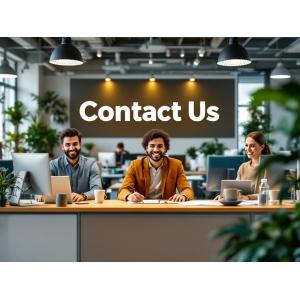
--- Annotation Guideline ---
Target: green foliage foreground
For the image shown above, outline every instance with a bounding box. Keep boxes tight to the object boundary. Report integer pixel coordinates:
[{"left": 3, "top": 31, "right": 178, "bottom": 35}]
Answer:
[{"left": 213, "top": 204, "right": 300, "bottom": 262}]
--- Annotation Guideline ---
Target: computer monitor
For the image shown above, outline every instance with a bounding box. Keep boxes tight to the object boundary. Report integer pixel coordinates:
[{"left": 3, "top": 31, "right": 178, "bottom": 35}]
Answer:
[
  {"left": 206, "top": 155, "right": 248, "bottom": 192},
  {"left": 260, "top": 155, "right": 298, "bottom": 189},
  {"left": 98, "top": 152, "right": 116, "bottom": 168},
  {"left": 12, "top": 153, "right": 52, "bottom": 195},
  {"left": 168, "top": 155, "right": 186, "bottom": 168},
  {"left": 0, "top": 160, "right": 13, "bottom": 173}
]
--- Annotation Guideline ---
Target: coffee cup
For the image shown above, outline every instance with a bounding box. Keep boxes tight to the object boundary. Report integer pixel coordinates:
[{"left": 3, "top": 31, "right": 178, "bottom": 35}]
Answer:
[
  {"left": 56, "top": 194, "right": 67, "bottom": 207},
  {"left": 269, "top": 190, "right": 280, "bottom": 201},
  {"left": 223, "top": 188, "right": 240, "bottom": 201},
  {"left": 94, "top": 190, "right": 107, "bottom": 203}
]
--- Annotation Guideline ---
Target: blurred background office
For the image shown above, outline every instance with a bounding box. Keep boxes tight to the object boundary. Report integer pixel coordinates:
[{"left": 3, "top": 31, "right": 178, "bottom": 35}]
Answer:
[{"left": 0, "top": 37, "right": 299, "bottom": 199}]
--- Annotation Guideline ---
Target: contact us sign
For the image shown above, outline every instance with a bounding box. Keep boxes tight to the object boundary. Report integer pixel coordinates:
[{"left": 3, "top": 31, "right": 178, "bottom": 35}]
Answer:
[{"left": 70, "top": 79, "right": 235, "bottom": 137}]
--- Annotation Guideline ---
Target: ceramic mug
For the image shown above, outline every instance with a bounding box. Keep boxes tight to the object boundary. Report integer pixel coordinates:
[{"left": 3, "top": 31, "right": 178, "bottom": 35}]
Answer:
[
  {"left": 94, "top": 190, "right": 107, "bottom": 203},
  {"left": 223, "top": 188, "right": 240, "bottom": 201}
]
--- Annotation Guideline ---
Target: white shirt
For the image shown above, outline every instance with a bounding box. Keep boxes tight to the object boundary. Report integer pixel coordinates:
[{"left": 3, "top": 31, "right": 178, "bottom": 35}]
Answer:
[{"left": 146, "top": 161, "right": 163, "bottom": 199}]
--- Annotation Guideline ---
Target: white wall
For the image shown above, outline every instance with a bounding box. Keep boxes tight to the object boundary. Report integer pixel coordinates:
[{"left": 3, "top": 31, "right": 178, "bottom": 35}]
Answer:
[
  {"left": 43, "top": 75, "right": 237, "bottom": 158},
  {"left": 17, "top": 63, "right": 41, "bottom": 132}
]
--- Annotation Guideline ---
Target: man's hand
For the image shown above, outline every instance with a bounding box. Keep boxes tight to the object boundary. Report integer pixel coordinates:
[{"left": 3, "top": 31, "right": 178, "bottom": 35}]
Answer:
[
  {"left": 127, "top": 192, "right": 145, "bottom": 202},
  {"left": 168, "top": 194, "right": 187, "bottom": 202},
  {"left": 71, "top": 193, "right": 86, "bottom": 202},
  {"left": 37, "top": 195, "right": 45, "bottom": 202}
]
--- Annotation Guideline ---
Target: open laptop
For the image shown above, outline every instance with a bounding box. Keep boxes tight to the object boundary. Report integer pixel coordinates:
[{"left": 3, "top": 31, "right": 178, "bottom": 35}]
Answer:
[
  {"left": 44, "top": 176, "right": 72, "bottom": 204},
  {"left": 221, "top": 180, "right": 253, "bottom": 195}
]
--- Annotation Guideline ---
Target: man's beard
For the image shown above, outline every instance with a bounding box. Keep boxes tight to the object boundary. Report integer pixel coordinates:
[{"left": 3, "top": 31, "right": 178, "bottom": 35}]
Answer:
[
  {"left": 64, "top": 148, "right": 80, "bottom": 160},
  {"left": 147, "top": 151, "right": 165, "bottom": 162}
]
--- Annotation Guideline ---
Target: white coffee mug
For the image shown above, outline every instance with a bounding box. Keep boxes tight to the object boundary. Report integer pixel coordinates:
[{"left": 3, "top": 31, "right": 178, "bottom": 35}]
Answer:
[
  {"left": 94, "top": 190, "right": 107, "bottom": 203},
  {"left": 269, "top": 189, "right": 280, "bottom": 201},
  {"left": 223, "top": 188, "right": 240, "bottom": 201}
]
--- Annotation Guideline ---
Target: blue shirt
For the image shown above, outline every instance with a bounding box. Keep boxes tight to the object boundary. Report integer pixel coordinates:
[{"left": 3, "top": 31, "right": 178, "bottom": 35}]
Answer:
[{"left": 50, "top": 155, "right": 102, "bottom": 199}]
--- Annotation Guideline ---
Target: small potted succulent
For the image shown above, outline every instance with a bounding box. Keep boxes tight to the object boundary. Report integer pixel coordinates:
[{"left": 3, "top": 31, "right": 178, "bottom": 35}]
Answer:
[{"left": 0, "top": 167, "right": 15, "bottom": 207}]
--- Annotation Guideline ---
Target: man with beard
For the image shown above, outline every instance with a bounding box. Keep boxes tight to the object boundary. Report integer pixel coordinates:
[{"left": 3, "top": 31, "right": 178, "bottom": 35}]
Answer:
[
  {"left": 118, "top": 129, "right": 193, "bottom": 202},
  {"left": 39, "top": 128, "right": 102, "bottom": 202}
]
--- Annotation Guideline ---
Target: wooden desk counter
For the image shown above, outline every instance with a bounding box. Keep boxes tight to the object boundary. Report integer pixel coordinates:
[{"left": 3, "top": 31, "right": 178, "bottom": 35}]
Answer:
[
  {"left": 0, "top": 200, "right": 296, "bottom": 262},
  {"left": 0, "top": 200, "right": 295, "bottom": 213}
]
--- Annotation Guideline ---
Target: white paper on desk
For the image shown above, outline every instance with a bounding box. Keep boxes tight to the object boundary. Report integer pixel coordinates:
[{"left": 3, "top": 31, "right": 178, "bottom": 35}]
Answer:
[
  {"left": 179, "top": 200, "right": 222, "bottom": 206},
  {"left": 239, "top": 200, "right": 259, "bottom": 206},
  {"left": 128, "top": 199, "right": 160, "bottom": 204},
  {"left": 128, "top": 199, "right": 179, "bottom": 204}
]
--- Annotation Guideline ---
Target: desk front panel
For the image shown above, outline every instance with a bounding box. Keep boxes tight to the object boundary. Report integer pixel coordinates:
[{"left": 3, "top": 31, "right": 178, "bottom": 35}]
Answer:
[{"left": 80, "top": 212, "right": 249, "bottom": 262}]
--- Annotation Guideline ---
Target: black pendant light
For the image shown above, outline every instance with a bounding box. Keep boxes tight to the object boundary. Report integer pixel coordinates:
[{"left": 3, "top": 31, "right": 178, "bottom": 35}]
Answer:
[
  {"left": 0, "top": 50, "right": 17, "bottom": 78},
  {"left": 217, "top": 37, "right": 251, "bottom": 67},
  {"left": 49, "top": 37, "right": 83, "bottom": 66}
]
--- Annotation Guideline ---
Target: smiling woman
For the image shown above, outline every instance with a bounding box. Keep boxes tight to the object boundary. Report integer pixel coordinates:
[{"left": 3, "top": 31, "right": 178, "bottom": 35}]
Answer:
[{"left": 237, "top": 131, "right": 272, "bottom": 196}]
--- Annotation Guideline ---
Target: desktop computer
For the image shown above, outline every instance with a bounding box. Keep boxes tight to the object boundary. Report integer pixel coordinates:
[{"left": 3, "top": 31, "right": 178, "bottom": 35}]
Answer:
[{"left": 11, "top": 153, "right": 52, "bottom": 206}]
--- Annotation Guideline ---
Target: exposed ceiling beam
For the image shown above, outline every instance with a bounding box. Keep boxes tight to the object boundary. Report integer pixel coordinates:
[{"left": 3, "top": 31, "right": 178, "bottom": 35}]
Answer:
[{"left": 10, "top": 37, "right": 58, "bottom": 72}]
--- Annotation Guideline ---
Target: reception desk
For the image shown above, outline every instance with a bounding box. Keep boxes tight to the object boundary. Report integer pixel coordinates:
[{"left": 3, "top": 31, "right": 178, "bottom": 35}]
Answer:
[{"left": 0, "top": 200, "right": 295, "bottom": 262}]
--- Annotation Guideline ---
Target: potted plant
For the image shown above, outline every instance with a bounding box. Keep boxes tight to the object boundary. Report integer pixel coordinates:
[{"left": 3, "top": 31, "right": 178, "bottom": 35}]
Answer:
[
  {"left": 25, "top": 117, "right": 58, "bottom": 157},
  {"left": 0, "top": 167, "right": 15, "bottom": 207},
  {"left": 186, "top": 146, "right": 198, "bottom": 170},
  {"left": 240, "top": 97, "right": 274, "bottom": 145},
  {"left": 81, "top": 142, "right": 96, "bottom": 157},
  {"left": 4, "top": 100, "right": 29, "bottom": 152},
  {"left": 31, "top": 90, "right": 68, "bottom": 125},
  {"left": 198, "top": 138, "right": 227, "bottom": 157}
]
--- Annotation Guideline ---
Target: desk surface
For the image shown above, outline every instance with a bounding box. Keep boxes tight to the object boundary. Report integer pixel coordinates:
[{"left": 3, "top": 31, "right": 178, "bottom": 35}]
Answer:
[{"left": 0, "top": 200, "right": 295, "bottom": 213}]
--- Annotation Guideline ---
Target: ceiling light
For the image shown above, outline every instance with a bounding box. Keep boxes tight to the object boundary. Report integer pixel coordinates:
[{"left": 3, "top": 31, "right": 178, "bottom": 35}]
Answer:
[
  {"left": 296, "top": 59, "right": 300, "bottom": 66},
  {"left": 105, "top": 74, "right": 111, "bottom": 82},
  {"left": 166, "top": 49, "right": 171, "bottom": 57},
  {"left": 189, "top": 75, "right": 196, "bottom": 82},
  {"left": 148, "top": 53, "right": 153, "bottom": 65},
  {"left": 198, "top": 47, "right": 205, "bottom": 57},
  {"left": 193, "top": 58, "right": 200, "bottom": 66},
  {"left": 49, "top": 37, "right": 83, "bottom": 66},
  {"left": 180, "top": 49, "right": 185, "bottom": 58},
  {"left": 217, "top": 37, "right": 251, "bottom": 67},
  {"left": 270, "top": 62, "right": 291, "bottom": 79},
  {"left": 0, "top": 50, "right": 17, "bottom": 78},
  {"left": 97, "top": 50, "right": 102, "bottom": 58},
  {"left": 149, "top": 74, "right": 156, "bottom": 82}
]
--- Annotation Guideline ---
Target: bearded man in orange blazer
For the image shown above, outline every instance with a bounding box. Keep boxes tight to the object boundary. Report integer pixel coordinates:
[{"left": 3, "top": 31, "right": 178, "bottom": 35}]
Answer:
[{"left": 118, "top": 129, "right": 193, "bottom": 202}]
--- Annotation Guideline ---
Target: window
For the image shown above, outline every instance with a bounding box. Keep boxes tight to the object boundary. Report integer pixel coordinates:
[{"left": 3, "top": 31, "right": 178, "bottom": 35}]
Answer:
[
  {"left": 0, "top": 55, "right": 17, "bottom": 151},
  {"left": 237, "top": 76, "right": 265, "bottom": 151}
]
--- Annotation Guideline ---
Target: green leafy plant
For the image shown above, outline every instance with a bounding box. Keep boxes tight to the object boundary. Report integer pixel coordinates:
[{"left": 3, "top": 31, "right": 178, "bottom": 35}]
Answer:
[
  {"left": 31, "top": 91, "right": 68, "bottom": 124},
  {"left": 25, "top": 117, "right": 58, "bottom": 155},
  {"left": 240, "top": 97, "right": 273, "bottom": 141},
  {"left": 81, "top": 142, "right": 95, "bottom": 157},
  {"left": 186, "top": 146, "right": 198, "bottom": 160},
  {"left": 198, "top": 138, "right": 227, "bottom": 157},
  {"left": 0, "top": 167, "right": 15, "bottom": 206},
  {"left": 213, "top": 205, "right": 300, "bottom": 261},
  {"left": 214, "top": 81, "right": 300, "bottom": 261},
  {"left": 4, "top": 100, "right": 29, "bottom": 152}
]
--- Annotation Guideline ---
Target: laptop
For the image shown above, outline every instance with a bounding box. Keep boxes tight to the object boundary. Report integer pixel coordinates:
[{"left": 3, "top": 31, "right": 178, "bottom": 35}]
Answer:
[
  {"left": 221, "top": 180, "right": 253, "bottom": 195},
  {"left": 44, "top": 176, "right": 72, "bottom": 204}
]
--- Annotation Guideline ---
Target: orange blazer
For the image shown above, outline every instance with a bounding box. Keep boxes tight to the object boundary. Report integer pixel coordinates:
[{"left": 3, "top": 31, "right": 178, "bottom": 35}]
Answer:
[{"left": 118, "top": 156, "right": 194, "bottom": 201}]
